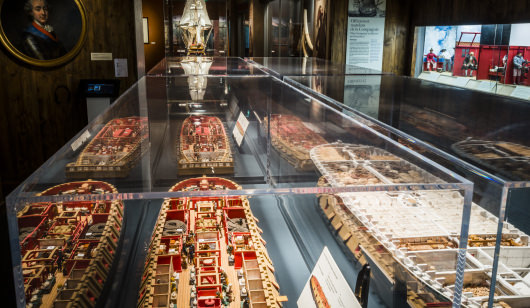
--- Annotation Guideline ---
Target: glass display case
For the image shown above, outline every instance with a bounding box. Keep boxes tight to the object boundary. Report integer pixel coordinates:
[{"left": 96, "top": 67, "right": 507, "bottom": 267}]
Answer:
[
  {"left": 7, "top": 69, "right": 474, "bottom": 308},
  {"left": 286, "top": 73, "right": 530, "bottom": 308}
]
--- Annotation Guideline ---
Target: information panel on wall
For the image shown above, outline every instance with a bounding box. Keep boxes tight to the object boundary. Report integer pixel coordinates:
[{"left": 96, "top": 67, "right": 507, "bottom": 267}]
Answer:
[{"left": 345, "top": 0, "right": 386, "bottom": 71}]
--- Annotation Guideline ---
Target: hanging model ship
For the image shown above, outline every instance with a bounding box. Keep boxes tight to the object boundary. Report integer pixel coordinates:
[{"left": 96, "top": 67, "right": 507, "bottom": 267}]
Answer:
[
  {"left": 137, "top": 176, "right": 286, "bottom": 308},
  {"left": 17, "top": 180, "right": 123, "bottom": 308},
  {"left": 179, "top": 0, "right": 212, "bottom": 55},
  {"left": 177, "top": 115, "right": 233, "bottom": 175},
  {"left": 311, "top": 142, "right": 530, "bottom": 308},
  {"left": 66, "top": 117, "right": 149, "bottom": 178},
  {"left": 452, "top": 138, "right": 530, "bottom": 181},
  {"left": 264, "top": 114, "right": 327, "bottom": 171}
]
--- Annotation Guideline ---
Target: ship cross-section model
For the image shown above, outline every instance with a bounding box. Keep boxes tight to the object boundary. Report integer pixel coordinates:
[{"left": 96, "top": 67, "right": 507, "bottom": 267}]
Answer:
[
  {"left": 137, "top": 176, "right": 286, "bottom": 308},
  {"left": 18, "top": 180, "right": 123, "bottom": 307},
  {"left": 311, "top": 142, "right": 530, "bottom": 308},
  {"left": 66, "top": 117, "right": 149, "bottom": 178},
  {"left": 179, "top": 0, "right": 212, "bottom": 55},
  {"left": 178, "top": 116, "right": 233, "bottom": 175}
]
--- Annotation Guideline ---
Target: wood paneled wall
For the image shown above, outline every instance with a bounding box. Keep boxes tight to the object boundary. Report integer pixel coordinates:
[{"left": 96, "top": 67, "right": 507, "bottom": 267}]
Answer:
[
  {"left": 0, "top": 0, "right": 138, "bottom": 195},
  {"left": 249, "top": 0, "right": 266, "bottom": 56}
]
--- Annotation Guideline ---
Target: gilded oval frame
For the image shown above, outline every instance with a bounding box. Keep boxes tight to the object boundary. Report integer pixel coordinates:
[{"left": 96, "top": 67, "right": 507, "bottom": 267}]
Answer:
[{"left": 0, "top": 0, "right": 87, "bottom": 67}]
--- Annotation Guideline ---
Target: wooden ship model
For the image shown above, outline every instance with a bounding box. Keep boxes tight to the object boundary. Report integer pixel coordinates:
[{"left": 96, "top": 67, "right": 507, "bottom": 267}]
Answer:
[
  {"left": 177, "top": 116, "right": 233, "bottom": 175},
  {"left": 66, "top": 117, "right": 149, "bottom": 178},
  {"left": 264, "top": 114, "right": 327, "bottom": 171},
  {"left": 179, "top": 0, "right": 212, "bottom": 55},
  {"left": 137, "top": 176, "right": 286, "bottom": 308},
  {"left": 17, "top": 180, "right": 123, "bottom": 307},
  {"left": 311, "top": 142, "right": 530, "bottom": 308},
  {"left": 452, "top": 138, "right": 530, "bottom": 181}
]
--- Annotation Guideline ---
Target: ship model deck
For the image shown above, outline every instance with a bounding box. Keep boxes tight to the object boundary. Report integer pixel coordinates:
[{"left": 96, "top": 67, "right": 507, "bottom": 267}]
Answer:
[
  {"left": 452, "top": 138, "right": 530, "bottom": 181},
  {"left": 178, "top": 116, "right": 233, "bottom": 175},
  {"left": 311, "top": 143, "right": 530, "bottom": 308},
  {"left": 137, "top": 176, "right": 285, "bottom": 308},
  {"left": 264, "top": 114, "right": 327, "bottom": 171},
  {"left": 66, "top": 117, "right": 149, "bottom": 178},
  {"left": 18, "top": 180, "right": 123, "bottom": 308}
]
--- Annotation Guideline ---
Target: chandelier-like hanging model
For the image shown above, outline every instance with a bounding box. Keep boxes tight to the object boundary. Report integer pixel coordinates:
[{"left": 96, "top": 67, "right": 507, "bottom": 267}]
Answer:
[{"left": 179, "top": 0, "right": 213, "bottom": 55}]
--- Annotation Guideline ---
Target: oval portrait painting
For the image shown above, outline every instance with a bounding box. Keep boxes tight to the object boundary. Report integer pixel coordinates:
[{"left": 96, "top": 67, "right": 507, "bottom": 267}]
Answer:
[{"left": 0, "top": 0, "right": 87, "bottom": 67}]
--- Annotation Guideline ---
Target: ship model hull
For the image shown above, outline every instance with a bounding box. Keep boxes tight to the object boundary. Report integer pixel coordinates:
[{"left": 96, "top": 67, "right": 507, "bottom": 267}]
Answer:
[
  {"left": 66, "top": 117, "right": 148, "bottom": 179},
  {"left": 18, "top": 180, "right": 123, "bottom": 308},
  {"left": 137, "top": 176, "right": 285, "bottom": 308},
  {"left": 178, "top": 116, "right": 233, "bottom": 175},
  {"left": 264, "top": 114, "right": 327, "bottom": 171},
  {"left": 311, "top": 143, "right": 530, "bottom": 308}
]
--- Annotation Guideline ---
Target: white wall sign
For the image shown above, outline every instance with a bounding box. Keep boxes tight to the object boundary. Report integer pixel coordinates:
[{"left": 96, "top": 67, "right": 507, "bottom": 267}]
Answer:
[{"left": 345, "top": 0, "right": 386, "bottom": 70}]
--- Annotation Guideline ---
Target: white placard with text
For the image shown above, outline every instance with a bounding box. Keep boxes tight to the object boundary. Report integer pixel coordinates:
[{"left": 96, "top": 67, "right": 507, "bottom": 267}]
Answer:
[{"left": 232, "top": 112, "right": 250, "bottom": 147}]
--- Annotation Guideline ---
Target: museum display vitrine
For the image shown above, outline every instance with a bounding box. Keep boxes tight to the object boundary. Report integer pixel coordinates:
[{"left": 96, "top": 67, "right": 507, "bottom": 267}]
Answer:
[
  {"left": 246, "top": 57, "right": 384, "bottom": 79},
  {"left": 7, "top": 71, "right": 475, "bottom": 308},
  {"left": 164, "top": 0, "right": 227, "bottom": 57},
  {"left": 286, "top": 73, "right": 530, "bottom": 308}
]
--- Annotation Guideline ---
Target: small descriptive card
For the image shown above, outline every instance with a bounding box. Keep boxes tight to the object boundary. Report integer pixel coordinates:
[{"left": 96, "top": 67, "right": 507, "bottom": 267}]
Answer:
[
  {"left": 454, "top": 77, "right": 471, "bottom": 88},
  {"left": 91, "top": 53, "right": 113, "bottom": 61},
  {"left": 71, "top": 130, "right": 91, "bottom": 151},
  {"left": 114, "top": 58, "right": 128, "bottom": 78}
]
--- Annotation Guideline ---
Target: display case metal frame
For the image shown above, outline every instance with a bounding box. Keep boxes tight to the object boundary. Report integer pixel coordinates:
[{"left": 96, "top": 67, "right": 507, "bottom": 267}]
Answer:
[{"left": 285, "top": 73, "right": 530, "bottom": 308}]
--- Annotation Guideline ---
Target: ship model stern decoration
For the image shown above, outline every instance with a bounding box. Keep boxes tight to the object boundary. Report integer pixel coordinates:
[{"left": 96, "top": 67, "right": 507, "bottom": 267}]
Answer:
[
  {"left": 18, "top": 180, "right": 123, "bottom": 307},
  {"left": 264, "top": 114, "right": 327, "bottom": 171},
  {"left": 178, "top": 115, "right": 233, "bottom": 175},
  {"left": 179, "top": 0, "right": 212, "bottom": 55},
  {"left": 311, "top": 142, "right": 530, "bottom": 308},
  {"left": 137, "top": 176, "right": 286, "bottom": 308},
  {"left": 66, "top": 117, "right": 149, "bottom": 178}
]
